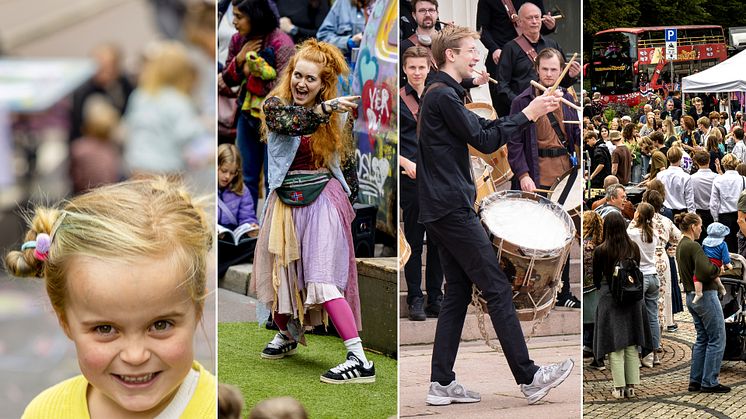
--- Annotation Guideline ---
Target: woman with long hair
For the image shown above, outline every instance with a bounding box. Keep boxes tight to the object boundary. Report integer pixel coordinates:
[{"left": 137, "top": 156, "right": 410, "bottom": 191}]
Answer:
[
  {"left": 593, "top": 212, "right": 652, "bottom": 398},
  {"left": 642, "top": 189, "right": 681, "bottom": 334},
  {"left": 662, "top": 117, "right": 677, "bottom": 152},
  {"left": 679, "top": 115, "right": 700, "bottom": 153},
  {"left": 627, "top": 202, "right": 660, "bottom": 367},
  {"left": 674, "top": 213, "right": 728, "bottom": 393},
  {"left": 251, "top": 39, "right": 374, "bottom": 384},
  {"left": 220, "top": 0, "right": 295, "bottom": 207}
]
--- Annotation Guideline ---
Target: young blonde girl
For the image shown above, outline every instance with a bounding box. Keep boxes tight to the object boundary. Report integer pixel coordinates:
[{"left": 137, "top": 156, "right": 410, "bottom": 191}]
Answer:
[
  {"left": 124, "top": 41, "right": 208, "bottom": 177},
  {"left": 218, "top": 143, "right": 259, "bottom": 277},
  {"left": 5, "top": 178, "right": 216, "bottom": 418}
]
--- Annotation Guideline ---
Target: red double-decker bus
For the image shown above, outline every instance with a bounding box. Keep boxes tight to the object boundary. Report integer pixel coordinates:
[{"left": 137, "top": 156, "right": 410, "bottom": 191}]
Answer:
[{"left": 589, "top": 25, "right": 728, "bottom": 106}]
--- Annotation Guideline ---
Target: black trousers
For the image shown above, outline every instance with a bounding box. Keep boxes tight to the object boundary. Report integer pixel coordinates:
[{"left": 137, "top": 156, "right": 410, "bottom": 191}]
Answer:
[
  {"left": 425, "top": 208, "right": 539, "bottom": 385},
  {"left": 401, "top": 176, "right": 444, "bottom": 305},
  {"left": 696, "top": 209, "right": 714, "bottom": 246},
  {"left": 719, "top": 211, "right": 739, "bottom": 253}
]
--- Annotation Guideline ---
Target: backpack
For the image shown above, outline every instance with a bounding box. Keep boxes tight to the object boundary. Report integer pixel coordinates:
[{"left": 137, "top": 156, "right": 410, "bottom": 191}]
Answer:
[{"left": 610, "top": 257, "right": 644, "bottom": 306}]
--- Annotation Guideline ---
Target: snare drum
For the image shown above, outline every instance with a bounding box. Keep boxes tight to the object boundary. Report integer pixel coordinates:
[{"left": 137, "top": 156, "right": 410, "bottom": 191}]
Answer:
[
  {"left": 466, "top": 102, "right": 513, "bottom": 187},
  {"left": 478, "top": 191, "right": 575, "bottom": 321},
  {"left": 549, "top": 168, "right": 582, "bottom": 239},
  {"left": 471, "top": 156, "right": 495, "bottom": 210}
]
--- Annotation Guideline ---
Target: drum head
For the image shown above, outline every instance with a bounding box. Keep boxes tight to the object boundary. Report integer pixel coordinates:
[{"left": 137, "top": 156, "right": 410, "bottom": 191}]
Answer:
[
  {"left": 465, "top": 102, "right": 497, "bottom": 120},
  {"left": 479, "top": 190, "right": 575, "bottom": 256}
]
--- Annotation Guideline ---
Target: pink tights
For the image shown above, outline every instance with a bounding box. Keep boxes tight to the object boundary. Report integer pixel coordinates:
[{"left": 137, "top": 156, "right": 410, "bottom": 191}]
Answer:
[{"left": 272, "top": 298, "right": 358, "bottom": 341}]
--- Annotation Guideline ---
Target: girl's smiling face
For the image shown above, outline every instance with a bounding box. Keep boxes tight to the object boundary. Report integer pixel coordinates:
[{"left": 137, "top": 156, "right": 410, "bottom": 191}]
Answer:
[{"left": 61, "top": 254, "right": 200, "bottom": 417}]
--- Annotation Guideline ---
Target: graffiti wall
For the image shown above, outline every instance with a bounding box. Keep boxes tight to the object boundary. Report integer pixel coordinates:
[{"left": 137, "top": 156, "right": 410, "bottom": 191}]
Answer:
[{"left": 352, "top": 0, "right": 398, "bottom": 238}]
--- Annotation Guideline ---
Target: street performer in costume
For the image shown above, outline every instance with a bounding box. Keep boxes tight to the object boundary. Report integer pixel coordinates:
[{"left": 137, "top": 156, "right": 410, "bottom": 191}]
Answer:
[
  {"left": 252, "top": 39, "right": 375, "bottom": 384},
  {"left": 509, "top": 47, "right": 581, "bottom": 308},
  {"left": 417, "top": 24, "right": 574, "bottom": 406}
]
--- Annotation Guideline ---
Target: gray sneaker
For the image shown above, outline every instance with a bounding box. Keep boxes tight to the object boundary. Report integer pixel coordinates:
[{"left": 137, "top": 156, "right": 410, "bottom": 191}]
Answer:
[
  {"left": 426, "top": 381, "right": 481, "bottom": 406},
  {"left": 520, "top": 358, "right": 574, "bottom": 404}
]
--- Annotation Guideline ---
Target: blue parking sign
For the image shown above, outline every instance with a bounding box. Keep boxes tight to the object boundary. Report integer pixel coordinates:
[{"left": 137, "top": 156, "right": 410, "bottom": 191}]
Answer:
[{"left": 665, "top": 28, "right": 677, "bottom": 42}]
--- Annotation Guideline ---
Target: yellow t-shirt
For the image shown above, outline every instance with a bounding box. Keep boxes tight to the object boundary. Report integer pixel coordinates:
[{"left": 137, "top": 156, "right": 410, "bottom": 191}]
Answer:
[{"left": 22, "top": 361, "right": 216, "bottom": 418}]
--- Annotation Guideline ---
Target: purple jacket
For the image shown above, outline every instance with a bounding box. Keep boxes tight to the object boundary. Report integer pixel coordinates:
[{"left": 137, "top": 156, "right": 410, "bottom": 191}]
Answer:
[
  {"left": 218, "top": 187, "right": 258, "bottom": 229},
  {"left": 508, "top": 86, "right": 580, "bottom": 189}
]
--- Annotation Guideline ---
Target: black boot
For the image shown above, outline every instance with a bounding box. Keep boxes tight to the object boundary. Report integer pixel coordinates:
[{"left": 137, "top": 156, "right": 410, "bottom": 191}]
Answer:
[
  {"left": 426, "top": 295, "right": 442, "bottom": 318},
  {"left": 408, "top": 296, "right": 426, "bottom": 321}
]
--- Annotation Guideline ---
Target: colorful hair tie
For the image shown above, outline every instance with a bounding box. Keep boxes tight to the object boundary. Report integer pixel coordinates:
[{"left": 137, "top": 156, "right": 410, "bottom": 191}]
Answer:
[
  {"left": 34, "top": 234, "right": 51, "bottom": 261},
  {"left": 21, "top": 233, "right": 51, "bottom": 261}
]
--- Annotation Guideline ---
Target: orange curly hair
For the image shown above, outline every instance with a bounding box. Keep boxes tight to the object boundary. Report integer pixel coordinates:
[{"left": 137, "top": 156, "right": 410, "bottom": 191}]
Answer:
[{"left": 261, "top": 39, "right": 350, "bottom": 168}]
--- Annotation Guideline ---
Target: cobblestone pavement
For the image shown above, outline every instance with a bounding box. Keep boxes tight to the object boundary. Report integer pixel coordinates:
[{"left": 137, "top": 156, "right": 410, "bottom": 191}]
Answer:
[{"left": 584, "top": 309, "right": 746, "bottom": 418}]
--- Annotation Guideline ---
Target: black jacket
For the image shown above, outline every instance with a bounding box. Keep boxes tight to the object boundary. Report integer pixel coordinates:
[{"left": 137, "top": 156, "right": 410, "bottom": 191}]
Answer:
[
  {"left": 399, "top": 83, "right": 420, "bottom": 162},
  {"left": 494, "top": 34, "right": 576, "bottom": 116},
  {"left": 476, "top": 0, "right": 552, "bottom": 56},
  {"left": 417, "top": 71, "right": 530, "bottom": 223}
]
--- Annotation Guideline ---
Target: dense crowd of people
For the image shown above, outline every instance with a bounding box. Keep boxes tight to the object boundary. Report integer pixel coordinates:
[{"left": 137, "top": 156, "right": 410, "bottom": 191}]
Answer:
[{"left": 583, "top": 91, "right": 746, "bottom": 397}]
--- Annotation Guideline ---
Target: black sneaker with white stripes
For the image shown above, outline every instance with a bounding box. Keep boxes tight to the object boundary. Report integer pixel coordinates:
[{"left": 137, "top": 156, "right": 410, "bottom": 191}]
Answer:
[
  {"left": 320, "top": 352, "right": 376, "bottom": 384},
  {"left": 261, "top": 332, "right": 297, "bottom": 359},
  {"left": 556, "top": 294, "right": 581, "bottom": 309}
]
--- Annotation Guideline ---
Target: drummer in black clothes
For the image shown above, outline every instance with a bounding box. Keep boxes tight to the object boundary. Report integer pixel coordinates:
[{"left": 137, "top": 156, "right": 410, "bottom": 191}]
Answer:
[
  {"left": 494, "top": 2, "right": 578, "bottom": 117},
  {"left": 508, "top": 47, "right": 581, "bottom": 308},
  {"left": 476, "top": 0, "right": 555, "bottom": 117},
  {"left": 399, "top": 46, "right": 444, "bottom": 321},
  {"left": 418, "top": 24, "right": 574, "bottom": 407}
]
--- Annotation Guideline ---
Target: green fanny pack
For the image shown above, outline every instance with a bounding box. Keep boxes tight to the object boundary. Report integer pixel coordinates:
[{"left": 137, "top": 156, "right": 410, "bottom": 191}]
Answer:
[{"left": 276, "top": 172, "right": 331, "bottom": 206}]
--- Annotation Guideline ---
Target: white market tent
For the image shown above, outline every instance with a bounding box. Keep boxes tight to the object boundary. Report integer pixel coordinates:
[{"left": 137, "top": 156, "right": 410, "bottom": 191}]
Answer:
[{"left": 682, "top": 48, "right": 746, "bottom": 93}]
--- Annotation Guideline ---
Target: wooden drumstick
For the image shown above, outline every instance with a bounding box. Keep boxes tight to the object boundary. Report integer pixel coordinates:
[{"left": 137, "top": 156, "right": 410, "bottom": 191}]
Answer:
[
  {"left": 533, "top": 188, "right": 554, "bottom": 194},
  {"left": 547, "top": 52, "right": 577, "bottom": 95},
  {"left": 562, "top": 120, "right": 581, "bottom": 124},
  {"left": 476, "top": 69, "right": 498, "bottom": 85},
  {"left": 529, "top": 80, "right": 582, "bottom": 111}
]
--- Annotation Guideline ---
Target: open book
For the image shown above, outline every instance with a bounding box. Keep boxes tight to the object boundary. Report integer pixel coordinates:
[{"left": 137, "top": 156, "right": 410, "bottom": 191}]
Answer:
[{"left": 218, "top": 223, "right": 259, "bottom": 245}]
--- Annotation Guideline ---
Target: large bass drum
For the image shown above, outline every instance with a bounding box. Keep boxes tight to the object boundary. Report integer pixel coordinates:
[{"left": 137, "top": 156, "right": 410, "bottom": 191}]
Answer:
[{"left": 478, "top": 190, "right": 575, "bottom": 321}]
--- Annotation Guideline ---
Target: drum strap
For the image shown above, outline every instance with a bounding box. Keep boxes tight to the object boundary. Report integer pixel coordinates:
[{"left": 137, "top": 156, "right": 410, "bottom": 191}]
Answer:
[
  {"left": 546, "top": 112, "right": 575, "bottom": 166},
  {"left": 501, "top": 0, "right": 521, "bottom": 35},
  {"left": 514, "top": 35, "right": 538, "bottom": 63},
  {"left": 400, "top": 86, "right": 419, "bottom": 121},
  {"left": 555, "top": 168, "right": 578, "bottom": 206}
]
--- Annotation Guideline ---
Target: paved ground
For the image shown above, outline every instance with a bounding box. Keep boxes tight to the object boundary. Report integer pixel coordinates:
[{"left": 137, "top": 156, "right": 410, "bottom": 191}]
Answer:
[
  {"left": 399, "top": 335, "right": 582, "bottom": 418},
  {"left": 583, "top": 309, "right": 746, "bottom": 418}
]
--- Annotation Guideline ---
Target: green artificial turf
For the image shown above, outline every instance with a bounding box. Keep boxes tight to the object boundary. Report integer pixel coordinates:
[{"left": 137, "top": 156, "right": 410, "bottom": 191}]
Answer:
[{"left": 218, "top": 322, "right": 397, "bottom": 419}]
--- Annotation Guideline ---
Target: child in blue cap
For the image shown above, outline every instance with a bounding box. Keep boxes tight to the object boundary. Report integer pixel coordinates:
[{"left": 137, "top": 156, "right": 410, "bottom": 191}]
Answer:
[{"left": 694, "top": 222, "right": 731, "bottom": 303}]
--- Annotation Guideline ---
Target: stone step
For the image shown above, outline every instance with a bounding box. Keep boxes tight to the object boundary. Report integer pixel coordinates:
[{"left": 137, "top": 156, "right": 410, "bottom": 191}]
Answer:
[
  {"left": 399, "top": 282, "right": 581, "bottom": 318},
  {"left": 399, "top": 306, "right": 580, "bottom": 346},
  {"left": 220, "top": 263, "right": 252, "bottom": 296}
]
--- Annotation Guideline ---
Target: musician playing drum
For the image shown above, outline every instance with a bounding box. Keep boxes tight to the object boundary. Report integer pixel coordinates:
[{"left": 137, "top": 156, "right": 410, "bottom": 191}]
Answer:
[
  {"left": 508, "top": 47, "right": 581, "bottom": 309},
  {"left": 417, "top": 24, "right": 573, "bottom": 407}
]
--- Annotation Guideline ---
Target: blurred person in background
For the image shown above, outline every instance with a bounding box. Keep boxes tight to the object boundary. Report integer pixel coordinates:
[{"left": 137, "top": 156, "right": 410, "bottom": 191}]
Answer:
[
  {"left": 220, "top": 0, "right": 294, "bottom": 207},
  {"left": 69, "top": 43, "right": 133, "bottom": 144},
  {"left": 277, "top": 0, "right": 331, "bottom": 44},
  {"left": 123, "top": 41, "right": 208, "bottom": 178},
  {"left": 69, "top": 97, "right": 123, "bottom": 194},
  {"left": 317, "top": 0, "right": 370, "bottom": 65}
]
